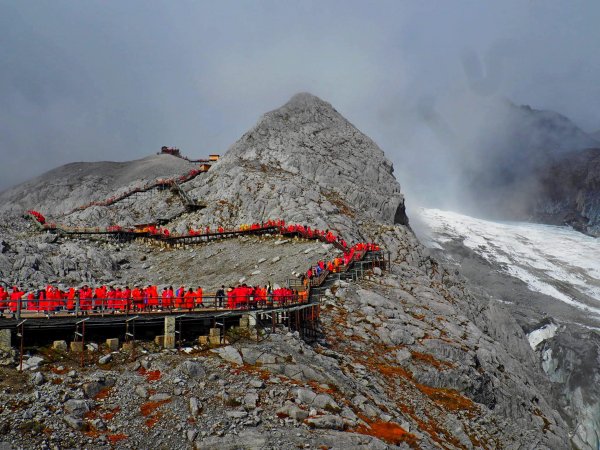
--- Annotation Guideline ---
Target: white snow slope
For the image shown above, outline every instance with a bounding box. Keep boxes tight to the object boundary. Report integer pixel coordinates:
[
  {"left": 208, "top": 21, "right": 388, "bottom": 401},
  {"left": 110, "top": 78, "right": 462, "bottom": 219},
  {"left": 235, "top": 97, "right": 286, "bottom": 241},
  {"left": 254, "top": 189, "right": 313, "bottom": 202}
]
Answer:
[{"left": 418, "top": 208, "right": 600, "bottom": 319}]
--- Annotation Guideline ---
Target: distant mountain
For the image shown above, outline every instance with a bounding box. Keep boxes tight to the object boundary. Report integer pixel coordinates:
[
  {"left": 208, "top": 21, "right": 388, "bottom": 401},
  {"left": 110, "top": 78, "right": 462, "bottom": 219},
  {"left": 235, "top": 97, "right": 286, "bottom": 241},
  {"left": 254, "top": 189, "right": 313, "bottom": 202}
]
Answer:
[
  {"left": 450, "top": 99, "right": 600, "bottom": 233},
  {"left": 532, "top": 148, "right": 600, "bottom": 236}
]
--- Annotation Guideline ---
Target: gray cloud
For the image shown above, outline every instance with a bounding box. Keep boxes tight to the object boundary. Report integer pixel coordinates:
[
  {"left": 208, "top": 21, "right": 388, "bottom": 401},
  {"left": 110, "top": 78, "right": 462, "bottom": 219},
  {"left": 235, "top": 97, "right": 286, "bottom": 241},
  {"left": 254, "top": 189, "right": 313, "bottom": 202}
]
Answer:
[{"left": 1, "top": 0, "right": 599, "bottom": 202}]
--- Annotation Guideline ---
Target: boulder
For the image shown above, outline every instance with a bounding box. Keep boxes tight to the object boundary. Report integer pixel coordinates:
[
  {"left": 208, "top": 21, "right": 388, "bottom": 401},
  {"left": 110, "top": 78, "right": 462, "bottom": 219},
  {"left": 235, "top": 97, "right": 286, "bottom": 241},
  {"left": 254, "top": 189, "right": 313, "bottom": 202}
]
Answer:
[
  {"left": 210, "top": 346, "right": 243, "bottom": 365},
  {"left": 305, "top": 415, "right": 345, "bottom": 430}
]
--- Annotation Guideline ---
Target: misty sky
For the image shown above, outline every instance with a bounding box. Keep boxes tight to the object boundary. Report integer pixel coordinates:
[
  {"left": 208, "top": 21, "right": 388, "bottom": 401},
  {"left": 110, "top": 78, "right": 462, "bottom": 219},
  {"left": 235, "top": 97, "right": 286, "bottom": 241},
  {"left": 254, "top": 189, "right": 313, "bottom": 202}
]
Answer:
[{"left": 1, "top": 1, "right": 599, "bottom": 195}]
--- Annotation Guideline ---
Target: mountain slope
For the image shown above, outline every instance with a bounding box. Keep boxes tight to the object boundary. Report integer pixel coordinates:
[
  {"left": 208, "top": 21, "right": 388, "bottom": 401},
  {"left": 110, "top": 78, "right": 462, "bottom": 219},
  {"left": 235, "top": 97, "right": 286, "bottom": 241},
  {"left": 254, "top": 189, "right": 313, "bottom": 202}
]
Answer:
[
  {"left": 0, "top": 93, "right": 576, "bottom": 448},
  {"left": 418, "top": 207, "right": 600, "bottom": 449},
  {"left": 0, "top": 154, "right": 195, "bottom": 216}
]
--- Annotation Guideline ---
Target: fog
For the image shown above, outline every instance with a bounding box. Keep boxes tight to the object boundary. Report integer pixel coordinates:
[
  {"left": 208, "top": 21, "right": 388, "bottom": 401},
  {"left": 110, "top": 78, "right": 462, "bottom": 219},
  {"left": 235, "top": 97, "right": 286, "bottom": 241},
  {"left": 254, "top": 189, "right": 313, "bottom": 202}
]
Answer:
[{"left": 1, "top": 1, "right": 599, "bottom": 209}]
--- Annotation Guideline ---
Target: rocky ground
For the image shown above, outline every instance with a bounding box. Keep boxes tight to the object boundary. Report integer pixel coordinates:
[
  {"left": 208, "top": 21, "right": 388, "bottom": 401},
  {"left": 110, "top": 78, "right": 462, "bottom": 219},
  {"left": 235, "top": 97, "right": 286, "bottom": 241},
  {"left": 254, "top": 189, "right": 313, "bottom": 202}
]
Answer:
[{"left": 417, "top": 220, "right": 600, "bottom": 450}]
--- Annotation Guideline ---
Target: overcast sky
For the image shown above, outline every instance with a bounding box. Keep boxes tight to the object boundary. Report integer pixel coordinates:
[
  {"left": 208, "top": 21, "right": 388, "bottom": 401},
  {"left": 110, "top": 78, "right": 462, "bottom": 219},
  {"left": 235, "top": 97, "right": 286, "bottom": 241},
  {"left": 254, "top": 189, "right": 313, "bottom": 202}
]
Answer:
[{"left": 1, "top": 1, "right": 599, "bottom": 193}]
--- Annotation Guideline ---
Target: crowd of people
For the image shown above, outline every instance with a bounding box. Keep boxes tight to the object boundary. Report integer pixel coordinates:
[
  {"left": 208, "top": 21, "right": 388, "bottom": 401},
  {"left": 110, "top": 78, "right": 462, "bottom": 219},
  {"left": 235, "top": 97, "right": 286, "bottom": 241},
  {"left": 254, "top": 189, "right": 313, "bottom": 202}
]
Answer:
[
  {"left": 27, "top": 212, "right": 354, "bottom": 248},
  {"left": 304, "top": 242, "right": 381, "bottom": 283},
  {"left": 17, "top": 213, "right": 383, "bottom": 316},
  {"left": 0, "top": 282, "right": 308, "bottom": 315}
]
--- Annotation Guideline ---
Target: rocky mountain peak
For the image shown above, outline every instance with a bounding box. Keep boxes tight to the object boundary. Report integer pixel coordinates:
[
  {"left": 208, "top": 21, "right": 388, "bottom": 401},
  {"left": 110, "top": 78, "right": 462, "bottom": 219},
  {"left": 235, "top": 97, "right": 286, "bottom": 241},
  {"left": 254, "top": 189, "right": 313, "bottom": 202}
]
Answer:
[
  {"left": 185, "top": 93, "right": 407, "bottom": 236},
  {"left": 223, "top": 92, "right": 392, "bottom": 172}
]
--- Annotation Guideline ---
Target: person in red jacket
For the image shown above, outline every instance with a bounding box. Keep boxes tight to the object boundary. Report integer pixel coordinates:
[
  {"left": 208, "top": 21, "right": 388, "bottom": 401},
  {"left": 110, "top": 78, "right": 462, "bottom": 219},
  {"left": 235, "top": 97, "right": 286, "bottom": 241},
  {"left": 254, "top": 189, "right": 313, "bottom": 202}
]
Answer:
[
  {"left": 131, "top": 286, "right": 142, "bottom": 311},
  {"left": 79, "top": 285, "right": 92, "bottom": 312},
  {"left": 9, "top": 287, "right": 23, "bottom": 313},
  {"left": 195, "top": 287, "right": 203, "bottom": 308},
  {"left": 106, "top": 287, "right": 116, "bottom": 311},
  {"left": 94, "top": 286, "right": 106, "bottom": 311},
  {"left": 184, "top": 288, "right": 195, "bottom": 311},
  {"left": 26, "top": 291, "right": 35, "bottom": 311},
  {"left": 163, "top": 286, "right": 174, "bottom": 309},
  {"left": 148, "top": 285, "right": 159, "bottom": 310},
  {"left": 227, "top": 287, "right": 234, "bottom": 309},
  {"left": 122, "top": 287, "right": 131, "bottom": 312},
  {"left": 115, "top": 288, "right": 124, "bottom": 311},
  {"left": 175, "top": 286, "right": 185, "bottom": 309},
  {"left": 0, "top": 287, "right": 7, "bottom": 311}
]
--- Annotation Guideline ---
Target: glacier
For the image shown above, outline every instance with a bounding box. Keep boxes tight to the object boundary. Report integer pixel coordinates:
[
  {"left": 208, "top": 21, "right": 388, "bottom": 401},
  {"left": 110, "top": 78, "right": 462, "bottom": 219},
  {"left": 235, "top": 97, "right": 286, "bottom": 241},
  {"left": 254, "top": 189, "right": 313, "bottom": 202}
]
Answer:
[{"left": 417, "top": 208, "right": 600, "bottom": 321}]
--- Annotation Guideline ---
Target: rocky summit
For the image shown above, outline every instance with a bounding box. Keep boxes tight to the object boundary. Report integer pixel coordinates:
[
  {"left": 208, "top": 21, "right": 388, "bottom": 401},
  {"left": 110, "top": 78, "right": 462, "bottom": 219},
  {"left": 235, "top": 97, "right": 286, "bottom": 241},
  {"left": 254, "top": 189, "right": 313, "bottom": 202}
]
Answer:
[{"left": 0, "top": 93, "right": 582, "bottom": 449}]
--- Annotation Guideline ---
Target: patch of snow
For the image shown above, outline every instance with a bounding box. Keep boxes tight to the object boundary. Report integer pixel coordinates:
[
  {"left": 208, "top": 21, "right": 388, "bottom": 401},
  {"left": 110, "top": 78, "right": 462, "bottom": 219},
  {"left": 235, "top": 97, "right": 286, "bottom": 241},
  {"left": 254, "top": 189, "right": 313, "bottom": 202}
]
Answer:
[{"left": 527, "top": 323, "right": 559, "bottom": 350}]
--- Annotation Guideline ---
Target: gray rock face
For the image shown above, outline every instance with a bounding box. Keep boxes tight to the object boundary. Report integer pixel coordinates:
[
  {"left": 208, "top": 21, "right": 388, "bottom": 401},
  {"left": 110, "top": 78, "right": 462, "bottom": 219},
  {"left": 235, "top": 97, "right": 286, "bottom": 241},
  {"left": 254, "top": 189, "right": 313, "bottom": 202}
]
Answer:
[{"left": 540, "top": 327, "right": 600, "bottom": 450}]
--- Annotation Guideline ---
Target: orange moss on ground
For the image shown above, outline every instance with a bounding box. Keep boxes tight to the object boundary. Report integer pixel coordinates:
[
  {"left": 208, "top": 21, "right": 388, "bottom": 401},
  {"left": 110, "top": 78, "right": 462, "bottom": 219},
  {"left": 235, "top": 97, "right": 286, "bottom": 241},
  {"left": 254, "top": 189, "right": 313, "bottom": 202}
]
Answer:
[
  {"left": 410, "top": 351, "right": 455, "bottom": 370},
  {"left": 83, "top": 429, "right": 101, "bottom": 439},
  {"left": 107, "top": 433, "right": 127, "bottom": 444},
  {"left": 94, "top": 388, "right": 112, "bottom": 401},
  {"left": 375, "top": 363, "right": 413, "bottom": 380},
  {"left": 140, "top": 399, "right": 170, "bottom": 417},
  {"left": 137, "top": 367, "right": 161, "bottom": 382},
  {"left": 51, "top": 378, "right": 63, "bottom": 385},
  {"left": 145, "top": 413, "right": 162, "bottom": 428},
  {"left": 84, "top": 409, "right": 98, "bottom": 420},
  {"left": 102, "top": 406, "right": 120, "bottom": 421},
  {"left": 307, "top": 380, "right": 338, "bottom": 396},
  {"left": 354, "top": 420, "right": 419, "bottom": 448},
  {"left": 397, "top": 403, "right": 469, "bottom": 450},
  {"left": 50, "top": 366, "right": 68, "bottom": 375},
  {"left": 416, "top": 384, "right": 475, "bottom": 412}
]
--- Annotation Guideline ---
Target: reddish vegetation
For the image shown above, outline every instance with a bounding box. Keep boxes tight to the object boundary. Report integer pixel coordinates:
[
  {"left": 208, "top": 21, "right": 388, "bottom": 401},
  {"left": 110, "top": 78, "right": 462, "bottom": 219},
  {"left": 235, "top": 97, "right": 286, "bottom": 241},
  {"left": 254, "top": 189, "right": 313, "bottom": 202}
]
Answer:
[
  {"left": 94, "top": 388, "right": 112, "bottom": 401},
  {"left": 83, "top": 429, "right": 101, "bottom": 439},
  {"left": 323, "top": 301, "right": 482, "bottom": 450},
  {"left": 375, "top": 364, "right": 413, "bottom": 380},
  {"left": 140, "top": 399, "right": 171, "bottom": 417},
  {"left": 102, "top": 407, "right": 120, "bottom": 421},
  {"left": 410, "top": 351, "right": 455, "bottom": 370},
  {"left": 84, "top": 409, "right": 98, "bottom": 420},
  {"left": 107, "top": 433, "right": 127, "bottom": 444},
  {"left": 354, "top": 419, "right": 419, "bottom": 448},
  {"left": 50, "top": 366, "right": 68, "bottom": 375},
  {"left": 51, "top": 378, "right": 63, "bottom": 385},
  {"left": 533, "top": 408, "right": 551, "bottom": 432},
  {"left": 238, "top": 363, "right": 272, "bottom": 382},
  {"left": 138, "top": 367, "right": 162, "bottom": 382},
  {"left": 307, "top": 380, "right": 338, "bottom": 396},
  {"left": 416, "top": 384, "right": 475, "bottom": 412},
  {"left": 145, "top": 413, "right": 161, "bottom": 428}
]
